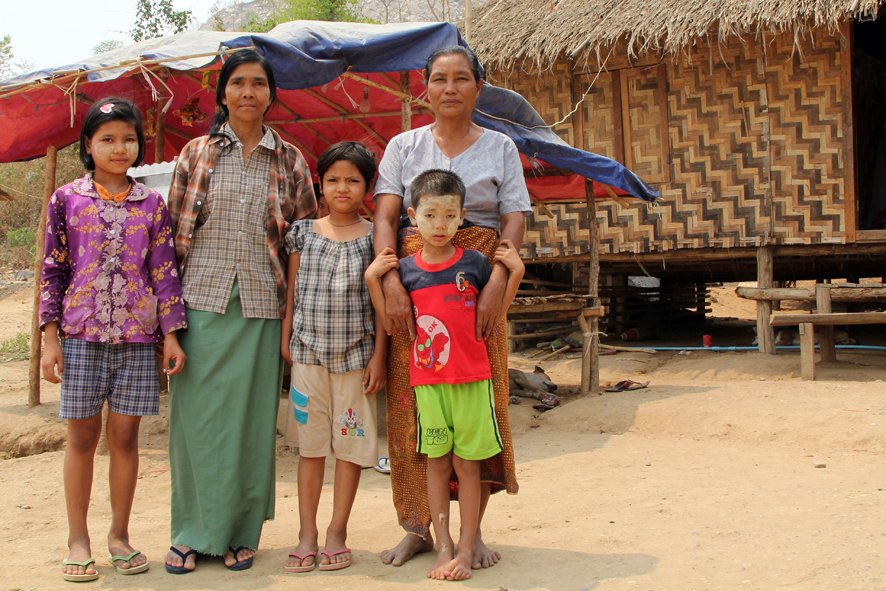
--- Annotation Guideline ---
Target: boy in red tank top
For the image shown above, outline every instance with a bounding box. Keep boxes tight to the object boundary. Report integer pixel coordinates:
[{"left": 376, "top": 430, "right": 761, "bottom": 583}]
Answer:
[{"left": 366, "top": 169, "right": 524, "bottom": 581}]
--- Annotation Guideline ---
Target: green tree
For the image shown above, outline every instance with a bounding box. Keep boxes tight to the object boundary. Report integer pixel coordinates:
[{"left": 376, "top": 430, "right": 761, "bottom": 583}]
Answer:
[
  {"left": 93, "top": 39, "right": 125, "bottom": 55},
  {"left": 131, "top": 0, "right": 194, "bottom": 42},
  {"left": 246, "top": 0, "right": 372, "bottom": 33},
  {"left": 0, "top": 35, "right": 14, "bottom": 80}
]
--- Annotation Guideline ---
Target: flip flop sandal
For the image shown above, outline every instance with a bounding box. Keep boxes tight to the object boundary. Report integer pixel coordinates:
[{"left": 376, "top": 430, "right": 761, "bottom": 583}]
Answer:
[
  {"left": 319, "top": 548, "right": 351, "bottom": 571},
  {"left": 374, "top": 457, "right": 391, "bottom": 474},
  {"left": 605, "top": 380, "right": 650, "bottom": 392},
  {"left": 227, "top": 546, "right": 254, "bottom": 571},
  {"left": 284, "top": 550, "right": 317, "bottom": 573},
  {"left": 62, "top": 558, "right": 99, "bottom": 582},
  {"left": 109, "top": 550, "right": 149, "bottom": 575},
  {"left": 164, "top": 546, "right": 197, "bottom": 574}
]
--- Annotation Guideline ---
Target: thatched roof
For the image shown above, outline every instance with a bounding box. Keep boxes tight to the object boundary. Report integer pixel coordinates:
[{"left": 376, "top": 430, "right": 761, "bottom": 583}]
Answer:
[{"left": 470, "top": 0, "right": 885, "bottom": 68}]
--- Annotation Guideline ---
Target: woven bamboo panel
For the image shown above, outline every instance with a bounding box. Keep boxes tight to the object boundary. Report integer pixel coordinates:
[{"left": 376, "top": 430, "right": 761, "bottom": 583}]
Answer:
[
  {"left": 764, "top": 33, "right": 846, "bottom": 244},
  {"left": 575, "top": 72, "right": 618, "bottom": 160},
  {"left": 520, "top": 202, "right": 590, "bottom": 259},
  {"left": 625, "top": 67, "right": 666, "bottom": 180},
  {"left": 488, "top": 64, "right": 574, "bottom": 145}
]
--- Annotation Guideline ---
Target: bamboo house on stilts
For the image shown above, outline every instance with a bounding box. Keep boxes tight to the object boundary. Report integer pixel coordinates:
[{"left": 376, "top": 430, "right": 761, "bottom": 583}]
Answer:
[{"left": 469, "top": 0, "right": 886, "bottom": 355}]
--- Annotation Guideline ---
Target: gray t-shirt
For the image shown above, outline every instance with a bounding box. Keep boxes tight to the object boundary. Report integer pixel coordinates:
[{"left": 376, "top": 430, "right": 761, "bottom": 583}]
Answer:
[{"left": 374, "top": 125, "right": 532, "bottom": 231}]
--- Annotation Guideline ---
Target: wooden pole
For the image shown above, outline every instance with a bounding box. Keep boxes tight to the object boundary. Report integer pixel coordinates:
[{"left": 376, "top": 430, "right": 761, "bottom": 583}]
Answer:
[
  {"left": 400, "top": 71, "right": 412, "bottom": 133},
  {"left": 755, "top": 246, "right": 775, "bottom": 354},
  {"left": 28, "top": 145, "right": 57, "bottom": 407},
  {"left": 154, "top": 68, "right": 168, "bottom": 164},
  {"left": 815, "top": 284, "right": 836, "bottom": 362},
  {"left": 581, "top": 180, "right": 600, "bottom": 395}
]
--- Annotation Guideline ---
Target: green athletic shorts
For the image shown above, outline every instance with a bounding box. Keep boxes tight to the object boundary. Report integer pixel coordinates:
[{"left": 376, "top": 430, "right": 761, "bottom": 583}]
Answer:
[{"left": 414, "top": 379, "right": 503, "bottom": 460}]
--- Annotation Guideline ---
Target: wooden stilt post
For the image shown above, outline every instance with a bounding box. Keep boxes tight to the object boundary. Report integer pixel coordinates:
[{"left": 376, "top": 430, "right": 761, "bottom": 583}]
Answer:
[
  {"left": 28, "top": 145, "right": 58, "bottom": 407},
  {"left": 154, "top": 68, "right": 169, "bottom": 163},
  {"left": 816, "top": 284, "right": 836, "bottom": 362},
  {"left": 581, "top": 180, "right": 600, "bottom": 396},
  {"left": 756, "top": 246, "right": 775, "bottom": 354},
  {"left": 400, "top": 71, "right": 412, "bottom": 133}
]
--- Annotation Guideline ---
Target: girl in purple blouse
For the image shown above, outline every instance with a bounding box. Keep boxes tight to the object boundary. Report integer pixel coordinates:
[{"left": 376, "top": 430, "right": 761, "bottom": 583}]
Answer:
[{"left": 39, "top": 98, "right": 187, "bottom": 582}]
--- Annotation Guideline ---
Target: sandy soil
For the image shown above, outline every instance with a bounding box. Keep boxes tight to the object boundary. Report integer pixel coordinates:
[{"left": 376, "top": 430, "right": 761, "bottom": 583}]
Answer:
[{"left": 2, "top": 279, "right": 885, "bottom": 590}]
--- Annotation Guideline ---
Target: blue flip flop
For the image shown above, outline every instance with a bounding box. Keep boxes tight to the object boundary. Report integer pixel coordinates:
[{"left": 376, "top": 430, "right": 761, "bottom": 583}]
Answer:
[
  {"left": 165, "top": 546, "right": 197, "bottom": 574},
  {"left": 227, "top": 546, "right": 254, "bottom": 571}
]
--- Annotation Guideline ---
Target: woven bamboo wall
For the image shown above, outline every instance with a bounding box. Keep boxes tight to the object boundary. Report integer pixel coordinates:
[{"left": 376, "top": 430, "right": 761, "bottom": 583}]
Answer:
[{"left": 490, "top": 27, "right": 851, "bottom": 257}]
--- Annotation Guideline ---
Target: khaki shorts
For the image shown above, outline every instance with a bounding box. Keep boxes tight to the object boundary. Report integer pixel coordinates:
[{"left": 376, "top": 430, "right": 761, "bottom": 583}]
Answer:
[
  {"left": 287, "top": 363, "right": 378, "bottom": 467},
  {"left": 415, "top": 379, "right": 502, "bottom": 461}
]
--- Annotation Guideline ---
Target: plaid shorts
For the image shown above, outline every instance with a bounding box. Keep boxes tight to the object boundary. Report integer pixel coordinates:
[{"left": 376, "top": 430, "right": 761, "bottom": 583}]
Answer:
[{"left": 59, "top": 338, "right": 160, "bottom": 419}]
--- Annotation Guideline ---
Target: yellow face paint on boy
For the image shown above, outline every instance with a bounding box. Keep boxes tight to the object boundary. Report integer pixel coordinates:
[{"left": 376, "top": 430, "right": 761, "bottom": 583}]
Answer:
[{"left": 408, "top": 194, "right": 466, "bottom": 247}]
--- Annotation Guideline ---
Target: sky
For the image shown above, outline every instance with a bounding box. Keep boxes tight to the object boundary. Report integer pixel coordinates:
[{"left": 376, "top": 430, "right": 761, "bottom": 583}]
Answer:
[{"left": 2, "top": 0, "right": 220, "bottom": 73}]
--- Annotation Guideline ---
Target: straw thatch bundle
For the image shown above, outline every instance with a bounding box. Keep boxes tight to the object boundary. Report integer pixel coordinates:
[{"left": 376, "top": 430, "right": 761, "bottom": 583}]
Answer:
[{"left": 471, "top": 0, "right": 885, "bottom": 68}]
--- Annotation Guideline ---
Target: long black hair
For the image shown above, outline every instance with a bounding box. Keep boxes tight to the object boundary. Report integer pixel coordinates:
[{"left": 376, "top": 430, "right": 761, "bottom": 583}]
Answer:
[
  {"left": 208, "top": 48, "right": 278, "bottom": 139},
  {"left": 423, "top": 45, "right": 484, "bottom": 84},
  {"left": 79, "top": 98, "right": 146, "bottom": 170}
]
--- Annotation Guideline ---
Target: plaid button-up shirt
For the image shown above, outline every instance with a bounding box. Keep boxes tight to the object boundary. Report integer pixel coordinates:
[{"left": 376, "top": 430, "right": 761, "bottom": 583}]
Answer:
[{"left": 168, "top": 125, "right": 316, "bottom": 318}]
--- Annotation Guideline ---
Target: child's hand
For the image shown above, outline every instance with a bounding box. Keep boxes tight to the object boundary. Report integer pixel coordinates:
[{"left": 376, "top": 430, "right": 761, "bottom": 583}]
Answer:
[
  {"left": 366, "top": 247, "right": 399, "bottom": 282},
  {"left": 163, "top": 332, "right": 187, "bottom": 376},
  {"left": 281, "top": 326, "right": 293, "bottom": 365},
  {"left": 494, "top": 239, "right": 524, "bottom": 273},
  {"left": 41, "top": 325, "right": 63, "bottom": 384},
  {"left": 362, "top": 352, "right": 387, "bottom": 395}
]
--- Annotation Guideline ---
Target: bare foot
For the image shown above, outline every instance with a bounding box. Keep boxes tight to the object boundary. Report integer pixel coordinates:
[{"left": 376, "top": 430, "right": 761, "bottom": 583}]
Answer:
[
  {"left": 224, "top": 546, "right": 255, "bottom": 568},
  {"left": 472, "top": 534, "right": 501, "bottom": 569},
  {"left": 284, "top": 540, "right": 318, "bottom": 571},
  {"left": 381, "top": 533, "right": 434, "bottom": 566},
  {"left": 444, "top": 548, "right": 473, "bottom": 581},
  {"left": 428, "top": 540, "right": 455, "bottom": 580},
  {"left": 63, "top": 540, "right": 97, "bottom": 578},
  {"left": 165, "top": 544, "right": 196, "bottom": 572},
  {"left": 321, "top": 531, "right": 351, "bottom": 568},
  {"left": 108, "top": 535, "right": 147, "bottom": 571}
]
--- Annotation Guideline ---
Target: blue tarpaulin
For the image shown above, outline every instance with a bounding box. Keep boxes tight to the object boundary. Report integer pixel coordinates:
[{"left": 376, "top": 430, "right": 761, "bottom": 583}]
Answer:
[{"left": 0, "top": 20, "right": 657, "bottom": 202}]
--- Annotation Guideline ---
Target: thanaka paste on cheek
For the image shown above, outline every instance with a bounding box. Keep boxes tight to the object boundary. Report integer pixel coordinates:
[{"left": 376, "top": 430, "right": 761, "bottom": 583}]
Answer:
[
  {"left": 91, "top": 142, "right": 116, "bottom": 160},
  {"left": 413, "top": 195, "right": 462, "bottom": 243},
  {"left": 124, "top": 143, "right": 138, "bottom": 160}
]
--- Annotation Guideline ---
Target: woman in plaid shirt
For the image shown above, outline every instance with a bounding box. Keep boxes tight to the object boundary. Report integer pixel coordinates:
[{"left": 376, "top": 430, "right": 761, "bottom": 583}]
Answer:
[{"left": 164, "top": 49, "right": 316, "bottom": 574}]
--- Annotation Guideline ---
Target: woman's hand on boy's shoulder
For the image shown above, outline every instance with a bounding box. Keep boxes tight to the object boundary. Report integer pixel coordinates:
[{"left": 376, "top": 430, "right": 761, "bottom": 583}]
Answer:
[
  {"left": 365, "top": 247, "right": 399, "bottom": 281},
  {"left": 494, "top": 239, "right": 524, "bottom": 273}
]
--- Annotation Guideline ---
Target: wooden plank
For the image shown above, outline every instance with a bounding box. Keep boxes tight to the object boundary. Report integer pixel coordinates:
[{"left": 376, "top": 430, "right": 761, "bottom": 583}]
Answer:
[
  {"left": 736, "top": 286, "right": 886, "bottom": 301},
  {"left": 657, "top": 63, "right": 671, "bottom": 184},
  {"left": 840, "top": 20, "right": 857, "bottom": 244},
  {"left": 816, "top": 285, "right": 837, "bottom": 362},
  {"left": 29, "top": 146, "right": 57, "bottom": 407},
  {"left": 400, "top": 71, "right": 412, "bottom": 133},
  {"left": 799, "top": 323, "right": 816, "bottom": 381},
  {"left": 619, "top": 70, "right": 633, "bottom": 170},
  {"left": 154, "top": 68, "right": 168, "bottom": 163},
  {"left": 771, "top": 312, "right": 886, "bottom": 326},
  {"left": 756, "top": 247, "right": 776, "bottom": 354}
]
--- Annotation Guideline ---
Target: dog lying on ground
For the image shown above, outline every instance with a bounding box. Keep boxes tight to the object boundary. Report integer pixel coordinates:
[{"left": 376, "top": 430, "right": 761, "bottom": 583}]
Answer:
[{"left": 508, "top": 366, "right": 560, "bottom": 408}]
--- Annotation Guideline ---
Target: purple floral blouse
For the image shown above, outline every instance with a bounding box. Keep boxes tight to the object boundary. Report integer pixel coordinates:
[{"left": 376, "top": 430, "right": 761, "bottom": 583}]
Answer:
[{"left": 38, "top": 174, "right": 187, "bottom": 343}]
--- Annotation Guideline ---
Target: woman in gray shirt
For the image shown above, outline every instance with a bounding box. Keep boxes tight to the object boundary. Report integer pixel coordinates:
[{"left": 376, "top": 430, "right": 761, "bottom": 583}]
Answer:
[{"left": 373, "top": 45, "right": 531, "bottom": 573}]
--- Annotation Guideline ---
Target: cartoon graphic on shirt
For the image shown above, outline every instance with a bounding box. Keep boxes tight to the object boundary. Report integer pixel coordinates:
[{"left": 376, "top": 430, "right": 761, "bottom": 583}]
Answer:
[
  {"left": 337, "top": 409, "right": 365, "bottom": 437},
  {"left": 455, "top": 271, "right": 471, "bottom": 293},
  {"left": 414, "top": 314, "right": 450, "bottom": 371}
]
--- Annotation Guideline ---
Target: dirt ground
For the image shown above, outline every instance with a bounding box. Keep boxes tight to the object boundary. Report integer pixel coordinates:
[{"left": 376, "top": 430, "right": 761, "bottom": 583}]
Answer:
[{"left": 1, "top": 280, "right": 885, "bottom": 590}]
